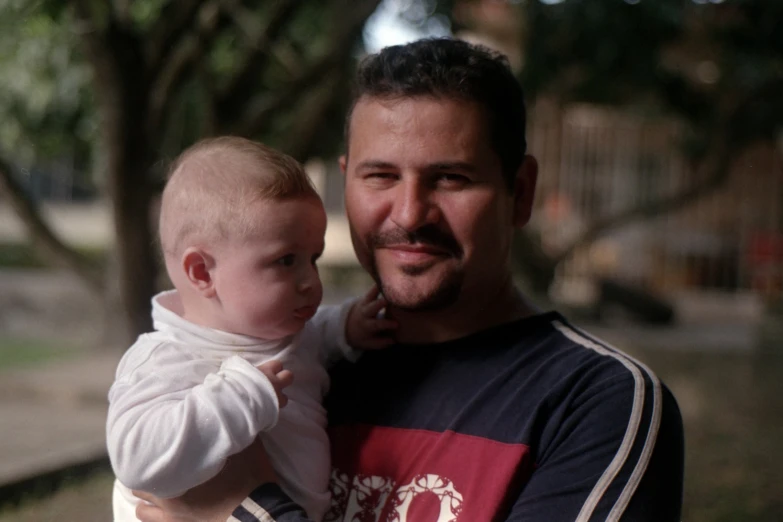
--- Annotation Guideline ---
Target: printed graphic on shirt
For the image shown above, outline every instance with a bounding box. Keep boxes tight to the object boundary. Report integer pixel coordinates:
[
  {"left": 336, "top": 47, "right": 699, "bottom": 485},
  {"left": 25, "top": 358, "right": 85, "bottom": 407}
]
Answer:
[{"left": 325, "top": 425, "right": 532, "bottom": 522}]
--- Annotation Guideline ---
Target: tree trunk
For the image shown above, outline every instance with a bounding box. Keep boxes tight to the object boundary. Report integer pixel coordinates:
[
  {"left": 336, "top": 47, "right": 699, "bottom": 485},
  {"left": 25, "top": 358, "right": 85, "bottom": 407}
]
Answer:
[
  {"left": 103, "top": 97, "right": 159, "bottom": 342},
  {"left": 92, "top": 31, "right": 159, "bottom": 344},
  {"left": 111, "top": 156, "right": 158, "bottom": 342}
]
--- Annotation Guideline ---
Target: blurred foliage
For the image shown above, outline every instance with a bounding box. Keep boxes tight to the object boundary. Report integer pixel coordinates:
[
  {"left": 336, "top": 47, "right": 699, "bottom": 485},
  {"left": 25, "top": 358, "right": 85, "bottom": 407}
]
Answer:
[
  {"left": 2, "top": 0, "right": 780, "bottom": 197},
  {"left": 0, "top": 0, "right": 381, "bottom": 186},
  {"left": 523, "top": 0, "right": 685, "bottom": 104},
  {"left": 522, "top": 0, "right": 783, "bottom": 155},
  {"left": 0, "top": 0, "right": 93, "bottom": 174}
]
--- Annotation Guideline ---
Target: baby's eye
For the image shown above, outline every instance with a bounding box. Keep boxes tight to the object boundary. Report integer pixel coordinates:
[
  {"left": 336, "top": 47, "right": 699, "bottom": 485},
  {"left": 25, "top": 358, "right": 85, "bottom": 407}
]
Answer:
[{"left": 277, "top": 254, "right": 296, "bottom": 267}]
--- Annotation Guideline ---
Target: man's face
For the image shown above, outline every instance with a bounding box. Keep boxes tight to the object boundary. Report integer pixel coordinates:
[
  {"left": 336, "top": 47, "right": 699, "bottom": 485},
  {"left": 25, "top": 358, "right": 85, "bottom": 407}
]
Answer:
[{"left": 342, "top": 96, "right": 532, "bottom": 311}]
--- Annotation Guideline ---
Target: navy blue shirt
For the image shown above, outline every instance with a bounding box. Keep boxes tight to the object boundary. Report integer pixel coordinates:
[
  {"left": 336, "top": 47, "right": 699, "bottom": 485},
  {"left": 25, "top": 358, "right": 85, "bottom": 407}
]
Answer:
[{"left": 236, "top": 312, "right": 684, "bottom": 522}]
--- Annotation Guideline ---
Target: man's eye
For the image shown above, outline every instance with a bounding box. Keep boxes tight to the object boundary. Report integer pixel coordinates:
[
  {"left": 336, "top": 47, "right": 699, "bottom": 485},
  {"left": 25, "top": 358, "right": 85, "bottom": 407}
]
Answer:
[
  {"left": 367, "top": 172, "right": 396, "bottom": 180},
  {"left": 438, "top": 173, "right": 469, "bottom": 185},
  {"left": 277, "top": 254, "right": 295, "bottom": 267}
]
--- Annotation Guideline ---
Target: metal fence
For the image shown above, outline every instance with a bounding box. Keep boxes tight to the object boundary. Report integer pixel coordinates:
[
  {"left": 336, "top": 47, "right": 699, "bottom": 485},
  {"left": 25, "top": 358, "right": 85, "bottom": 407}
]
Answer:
[{"left": 529, "top": 102, "right": 783, "bottom": 303}]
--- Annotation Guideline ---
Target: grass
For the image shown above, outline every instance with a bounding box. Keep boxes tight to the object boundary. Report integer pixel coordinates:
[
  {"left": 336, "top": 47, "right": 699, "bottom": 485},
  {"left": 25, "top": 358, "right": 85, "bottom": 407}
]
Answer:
[
  {"left": 629, "top": 346, "right": 783, "bottom": 522},
  {"left": 0, "top": 472, "right": 113, "bottom": 522},
  {"left": 0, "top": 337, "right": 81, "bottom": 370}
]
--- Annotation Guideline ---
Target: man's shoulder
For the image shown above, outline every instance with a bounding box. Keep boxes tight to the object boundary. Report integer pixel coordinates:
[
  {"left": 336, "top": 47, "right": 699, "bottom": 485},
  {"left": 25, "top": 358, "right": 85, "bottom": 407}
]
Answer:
[
  {"left": 528, "top": 314, "right": 661, "bottom": 382},
  {"left": 491, "top": 313, "right": 676, "bottom": 429}
]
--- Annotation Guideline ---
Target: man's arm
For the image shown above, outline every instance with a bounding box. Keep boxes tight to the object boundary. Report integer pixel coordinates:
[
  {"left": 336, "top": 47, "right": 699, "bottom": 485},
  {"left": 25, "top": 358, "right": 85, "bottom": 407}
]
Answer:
[
  {"left": 504, "top": 377, "right": 684, "bottom": 522},
  {"left": 135, "top": 439, "right": 313, "bottom": 522}
]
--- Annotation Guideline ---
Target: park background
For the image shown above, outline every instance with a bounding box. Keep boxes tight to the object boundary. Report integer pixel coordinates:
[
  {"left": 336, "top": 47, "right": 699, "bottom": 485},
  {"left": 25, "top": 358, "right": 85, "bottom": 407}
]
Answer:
[{"left": 0, "top": 0, "right": 781, "bottom": 520}]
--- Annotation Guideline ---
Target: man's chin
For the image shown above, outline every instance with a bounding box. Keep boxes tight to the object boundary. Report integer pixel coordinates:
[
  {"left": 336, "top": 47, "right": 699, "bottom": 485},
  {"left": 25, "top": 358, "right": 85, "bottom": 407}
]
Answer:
[{"left": 377, "top": 274, "right": 462, "bottom": 312}]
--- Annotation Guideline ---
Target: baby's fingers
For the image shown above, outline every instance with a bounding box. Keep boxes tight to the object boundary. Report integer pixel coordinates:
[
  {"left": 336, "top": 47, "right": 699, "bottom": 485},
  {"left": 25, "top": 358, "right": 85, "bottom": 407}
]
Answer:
[
  {"left": 257, "top": 361, "right": 293, "bottom": 408},
  {"left": 369, "top": 318, "right": 397, "bottom": 332},
  {"left": 363, "top": 295, "right": 388, "bottom": 318},
  {"left": 275, "top": 369, "right": 294, "bottom": 389},
  {"left": 360, "top": 285, "right": 383, "bottom": 305},
  {"left": 269, "top": 370, "right": 293, "bottom": 409},
  {"left": 256, "top": 359, "right": 283, "bottom": 375}
]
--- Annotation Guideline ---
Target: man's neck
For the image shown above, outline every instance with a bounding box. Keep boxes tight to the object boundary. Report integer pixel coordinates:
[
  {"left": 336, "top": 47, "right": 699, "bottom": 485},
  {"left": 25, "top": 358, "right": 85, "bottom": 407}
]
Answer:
[{"left": 388, "top": 282, "right": 539, "bottom": 345}]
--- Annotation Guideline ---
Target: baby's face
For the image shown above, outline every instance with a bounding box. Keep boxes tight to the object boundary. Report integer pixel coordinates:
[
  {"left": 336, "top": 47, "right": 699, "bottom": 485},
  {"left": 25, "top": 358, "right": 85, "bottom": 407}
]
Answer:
[{"left": 211, "top": 196, "right": 327, "bottom": 340}]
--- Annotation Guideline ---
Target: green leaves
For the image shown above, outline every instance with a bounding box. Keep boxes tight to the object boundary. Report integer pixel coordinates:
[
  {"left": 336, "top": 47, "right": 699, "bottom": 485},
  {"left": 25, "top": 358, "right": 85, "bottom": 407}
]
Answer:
[
  {"left": 522, "top": 0, "right": 783, "bottom": 152},
  {"left": 0, "top": 2, "right": 93, "bottom": 165}
]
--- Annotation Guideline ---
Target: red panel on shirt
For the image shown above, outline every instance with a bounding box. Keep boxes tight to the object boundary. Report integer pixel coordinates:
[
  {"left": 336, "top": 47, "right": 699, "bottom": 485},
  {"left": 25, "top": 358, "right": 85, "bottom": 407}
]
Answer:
[{"left": 325, "top": 424, "right": 532, "bottom": 522}]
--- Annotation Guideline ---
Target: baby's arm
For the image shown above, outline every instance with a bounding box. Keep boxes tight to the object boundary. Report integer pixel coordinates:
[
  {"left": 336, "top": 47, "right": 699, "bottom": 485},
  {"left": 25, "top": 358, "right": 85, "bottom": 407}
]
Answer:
[
  {"left": 311, "top": 286, "right": 397, "bottom": 365},
  {"left": 107, "top": 345, "right": 291, "bottom": 499},
  {"left": 345, "top": 285, "right": 398, "bottom": 350}
]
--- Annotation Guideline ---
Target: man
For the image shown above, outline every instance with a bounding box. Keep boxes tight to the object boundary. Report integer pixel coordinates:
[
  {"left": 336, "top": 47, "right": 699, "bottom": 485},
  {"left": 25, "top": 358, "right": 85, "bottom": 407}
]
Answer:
[{"left": 137, "top": 38, "right": 684, "bottom": 522}]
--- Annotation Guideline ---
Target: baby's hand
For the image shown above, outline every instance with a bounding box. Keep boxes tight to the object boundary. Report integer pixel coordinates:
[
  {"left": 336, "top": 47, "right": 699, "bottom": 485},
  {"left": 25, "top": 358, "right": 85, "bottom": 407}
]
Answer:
[
  {"left": 256, "top": 360, "right": 294, "bottom": 408},
  {"left": 346, "top": 285, "right": 398, "bottom": 350}
]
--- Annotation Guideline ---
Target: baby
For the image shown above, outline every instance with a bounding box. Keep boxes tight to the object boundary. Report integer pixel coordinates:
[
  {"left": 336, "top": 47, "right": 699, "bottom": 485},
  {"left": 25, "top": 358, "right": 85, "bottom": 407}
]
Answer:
[{"left": 107, "top": 136, "right": 395, "bottom": 521}]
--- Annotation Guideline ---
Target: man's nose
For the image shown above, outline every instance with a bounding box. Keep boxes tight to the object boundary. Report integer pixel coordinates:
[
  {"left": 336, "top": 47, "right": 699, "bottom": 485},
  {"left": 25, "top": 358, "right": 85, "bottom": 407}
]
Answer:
[{"left": 390, "top": 179, "right": 440, "bottom": 231}]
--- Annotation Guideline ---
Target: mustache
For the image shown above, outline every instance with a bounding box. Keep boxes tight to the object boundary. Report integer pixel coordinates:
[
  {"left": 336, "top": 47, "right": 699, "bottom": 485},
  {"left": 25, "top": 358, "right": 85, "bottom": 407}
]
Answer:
[{"left": 370, "top": 225, "right": 462, "bottom": 256}]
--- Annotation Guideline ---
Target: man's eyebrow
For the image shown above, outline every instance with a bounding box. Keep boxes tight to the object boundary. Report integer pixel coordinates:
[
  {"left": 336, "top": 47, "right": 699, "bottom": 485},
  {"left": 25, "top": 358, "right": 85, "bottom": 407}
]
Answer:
[
  {"left": 355, "top": 160, "right": 397, "bottom": 171},
  {"left": 353, "top": 160, "right": 477, "bottom": 172},
  {"left": 427, "top": 162, "right": 476, "bottom": 173}
]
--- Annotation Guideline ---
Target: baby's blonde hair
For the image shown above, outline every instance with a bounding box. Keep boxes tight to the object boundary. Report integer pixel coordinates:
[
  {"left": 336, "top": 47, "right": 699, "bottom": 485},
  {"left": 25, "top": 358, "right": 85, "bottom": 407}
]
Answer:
[{"left": 159, "top": 136, "right": 318, "bottom": 257}]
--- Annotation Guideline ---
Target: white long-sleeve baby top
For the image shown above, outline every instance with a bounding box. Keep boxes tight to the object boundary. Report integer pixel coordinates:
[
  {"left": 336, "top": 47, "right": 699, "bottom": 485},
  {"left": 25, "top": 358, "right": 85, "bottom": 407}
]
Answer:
[{"left": 107, "top": 290, "right": 355, "bottom": 522}]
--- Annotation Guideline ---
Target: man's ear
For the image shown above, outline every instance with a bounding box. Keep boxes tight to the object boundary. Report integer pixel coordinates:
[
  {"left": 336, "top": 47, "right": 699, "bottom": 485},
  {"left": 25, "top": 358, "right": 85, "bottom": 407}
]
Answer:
[
  {"left": 512, "top": 155, "right": 539, "bottom": 228},
  {"left": 339, "top": 154, "right": 347, "bottom": 176},
  {"left": 181, "top": 247, "right": 217, "bottom": 298}
]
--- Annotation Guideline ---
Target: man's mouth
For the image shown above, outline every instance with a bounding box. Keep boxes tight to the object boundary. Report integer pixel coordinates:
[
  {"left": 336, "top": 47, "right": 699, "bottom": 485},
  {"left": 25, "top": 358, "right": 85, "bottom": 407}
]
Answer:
[
  {"left": 370, "top": 226, "right": 461, "bottom": 260},
  {"left": 382, "top": 243, "right": 451, "bottom": 262}
]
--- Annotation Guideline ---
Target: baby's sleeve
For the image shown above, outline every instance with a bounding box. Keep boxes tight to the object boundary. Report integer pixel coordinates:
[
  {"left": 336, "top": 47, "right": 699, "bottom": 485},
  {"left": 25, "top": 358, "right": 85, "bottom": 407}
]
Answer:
[
  {"left": 106, "top": 342, "right": 280, "bottom": 498},
  {"left": 309, "top": 300, "right": 360, "bottom": 366}
]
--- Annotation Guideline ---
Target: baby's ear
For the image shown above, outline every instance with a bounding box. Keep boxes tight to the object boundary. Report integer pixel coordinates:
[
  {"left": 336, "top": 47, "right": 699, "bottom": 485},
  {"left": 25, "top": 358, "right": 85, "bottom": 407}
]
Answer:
[{"left": 182, "top": 247, "right": 217, "bottom": 297}]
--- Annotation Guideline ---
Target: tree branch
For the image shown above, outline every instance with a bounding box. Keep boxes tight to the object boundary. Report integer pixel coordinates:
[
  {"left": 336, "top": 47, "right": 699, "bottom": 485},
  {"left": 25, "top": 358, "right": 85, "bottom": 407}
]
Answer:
[
  {"left": 112, "top": 0, "right": 132, "bottom": 25},
  {"left": 278, "top": 71, "right": 344, "bottom": 161},
  {"left": 147, "top": 2, "right": 224, "bottom": 133},
  {"left": 553, "top": 126, "right": 737, "bottom": 265},
  {"left": 214, "top": 0, "right": 303, "bottom": 120},
  {"left": 70, "top": 0, "right": 140, "bottom": 121},
  {"left": 235, "top": 0, "right": 381, "bottom": 137},
  {"left": 146, "top": 0, "right": 204, "bottom": 79},
  {"left": 70, "top": 0, "right": 112, "bottom": 67},
  {"left": 551, "top": 75, "right": 782, "bottom": 265},
  {"left": 0, "top": 156, "right": 104, "bottom": 293}
]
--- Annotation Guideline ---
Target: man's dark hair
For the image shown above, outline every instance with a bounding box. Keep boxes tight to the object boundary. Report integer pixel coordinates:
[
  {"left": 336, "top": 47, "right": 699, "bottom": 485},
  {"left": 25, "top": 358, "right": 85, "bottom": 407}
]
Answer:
[{"left": 347, "top": 37, "right": 527, "bottom": 189}]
